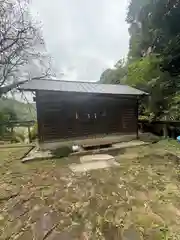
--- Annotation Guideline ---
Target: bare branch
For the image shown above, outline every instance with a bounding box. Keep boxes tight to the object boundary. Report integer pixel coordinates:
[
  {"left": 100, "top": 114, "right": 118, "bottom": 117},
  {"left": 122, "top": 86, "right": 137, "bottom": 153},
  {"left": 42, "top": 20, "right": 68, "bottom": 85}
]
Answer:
[
  {"left": 0, "top": 81, "right": 27, "bottom": 95},
  {"left": 0, "top": 0, "right": 55, "bottom": 89}
]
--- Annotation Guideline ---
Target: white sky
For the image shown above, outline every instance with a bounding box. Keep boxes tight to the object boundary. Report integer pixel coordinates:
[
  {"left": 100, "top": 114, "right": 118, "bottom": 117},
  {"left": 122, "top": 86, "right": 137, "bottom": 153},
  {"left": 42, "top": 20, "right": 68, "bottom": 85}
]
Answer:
[{"left": 31, "top": 0, "right": 129, "bottom": 81}]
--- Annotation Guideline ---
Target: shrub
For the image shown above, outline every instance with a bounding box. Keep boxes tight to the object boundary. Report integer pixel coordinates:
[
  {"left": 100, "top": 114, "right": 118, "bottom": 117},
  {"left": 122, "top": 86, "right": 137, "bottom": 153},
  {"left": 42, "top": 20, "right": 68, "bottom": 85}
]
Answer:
[{"left": 51, "top": 146, "right": 72, "bottom": 158}]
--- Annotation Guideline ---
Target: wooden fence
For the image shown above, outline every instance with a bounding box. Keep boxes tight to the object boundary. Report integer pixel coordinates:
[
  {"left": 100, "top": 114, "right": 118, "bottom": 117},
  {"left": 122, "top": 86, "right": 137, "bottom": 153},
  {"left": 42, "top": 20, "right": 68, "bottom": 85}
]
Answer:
[{"left": 139, "top": 119, "right": 180, "bottom": 138}]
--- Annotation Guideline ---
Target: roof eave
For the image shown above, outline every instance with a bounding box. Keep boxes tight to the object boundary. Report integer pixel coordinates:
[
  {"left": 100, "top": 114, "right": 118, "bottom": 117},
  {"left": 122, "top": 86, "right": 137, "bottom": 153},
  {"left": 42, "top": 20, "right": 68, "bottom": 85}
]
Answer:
[{"left": 20, "top": 88, "right": 147, "bottom": 97}]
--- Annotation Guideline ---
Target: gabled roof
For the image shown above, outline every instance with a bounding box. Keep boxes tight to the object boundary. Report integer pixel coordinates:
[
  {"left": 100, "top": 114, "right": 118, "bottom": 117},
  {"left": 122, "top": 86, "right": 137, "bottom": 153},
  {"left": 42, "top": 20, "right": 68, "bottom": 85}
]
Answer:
[{"left": 20, "top": 79, "right": 147, "bottom": 96}]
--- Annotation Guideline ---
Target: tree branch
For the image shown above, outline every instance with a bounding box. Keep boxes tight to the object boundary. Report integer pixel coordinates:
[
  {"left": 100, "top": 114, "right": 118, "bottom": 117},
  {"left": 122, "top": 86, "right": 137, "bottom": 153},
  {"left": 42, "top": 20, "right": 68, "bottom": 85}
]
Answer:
[
  {"left": 0, "top": 0, "right": 55, "bottom": 89},
  {"left": 0, "top": 28, "right": 29, "bottom": 53},
  {"left": 0, "top": 81, "right": 27, "bottom": 96}
]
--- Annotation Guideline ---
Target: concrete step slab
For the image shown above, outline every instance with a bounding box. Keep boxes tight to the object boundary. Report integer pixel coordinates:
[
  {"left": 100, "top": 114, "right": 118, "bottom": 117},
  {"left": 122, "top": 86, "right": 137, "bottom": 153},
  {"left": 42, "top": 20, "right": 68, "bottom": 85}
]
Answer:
[
  {"left": 80, "top": 154, "right": 114, "bottom": 163},
  {"left": 70, "top": 160, "right": 120, "bottom": 173},
  {"left": 112, "top": 140, "right": 148, "bottom": 149},
  {"left": 71, "top": 140, "right": 150, "bottom": 158}
]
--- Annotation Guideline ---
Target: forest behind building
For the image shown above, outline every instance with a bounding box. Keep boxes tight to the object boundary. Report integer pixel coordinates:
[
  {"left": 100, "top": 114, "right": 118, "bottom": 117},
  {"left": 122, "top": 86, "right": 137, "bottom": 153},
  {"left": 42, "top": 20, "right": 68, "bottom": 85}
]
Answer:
[{"left": 100, "top": 0, "right": 180, "bottom": 121}]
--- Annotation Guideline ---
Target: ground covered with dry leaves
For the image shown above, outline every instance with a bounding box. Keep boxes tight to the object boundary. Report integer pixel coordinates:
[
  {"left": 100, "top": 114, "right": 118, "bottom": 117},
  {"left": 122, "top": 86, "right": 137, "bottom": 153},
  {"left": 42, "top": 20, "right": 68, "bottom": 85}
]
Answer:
[{"left": 1, "top": 141, "right": 180, "bottom": 239}]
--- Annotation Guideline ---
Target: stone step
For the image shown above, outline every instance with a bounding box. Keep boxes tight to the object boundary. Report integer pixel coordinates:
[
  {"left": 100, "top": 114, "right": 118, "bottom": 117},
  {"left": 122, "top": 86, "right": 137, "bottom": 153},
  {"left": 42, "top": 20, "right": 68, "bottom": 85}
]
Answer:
[
  {"left": 80, "top": 154, "right": 114, "bottom": 163},
  {"left": 70, "top": 159, "right": 120, "bottom": 173}
]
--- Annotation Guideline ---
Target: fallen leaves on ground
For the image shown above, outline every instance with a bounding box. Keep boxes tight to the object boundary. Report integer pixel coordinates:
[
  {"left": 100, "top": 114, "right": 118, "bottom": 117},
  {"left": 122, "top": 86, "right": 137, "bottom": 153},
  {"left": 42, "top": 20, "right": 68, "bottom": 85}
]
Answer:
[{"left": 0, "top": 144, "right": 180, "bottom": 239}]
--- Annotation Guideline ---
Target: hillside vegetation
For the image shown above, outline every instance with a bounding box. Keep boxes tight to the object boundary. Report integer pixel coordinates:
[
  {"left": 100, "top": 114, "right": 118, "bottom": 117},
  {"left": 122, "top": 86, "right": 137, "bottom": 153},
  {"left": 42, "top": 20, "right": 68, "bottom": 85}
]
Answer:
[
  {"left": 100, "top": 0, "right": 180, "bottom": 121},
  {"left": 0, "top": 97, "right": 36, "bottom": 122}
]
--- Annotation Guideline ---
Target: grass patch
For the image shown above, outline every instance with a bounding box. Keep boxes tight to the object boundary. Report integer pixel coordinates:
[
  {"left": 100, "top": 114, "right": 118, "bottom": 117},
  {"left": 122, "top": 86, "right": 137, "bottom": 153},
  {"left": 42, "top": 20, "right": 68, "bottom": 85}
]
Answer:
[{"left": 158, "top": 138, "right": 180, "bottom": 152}]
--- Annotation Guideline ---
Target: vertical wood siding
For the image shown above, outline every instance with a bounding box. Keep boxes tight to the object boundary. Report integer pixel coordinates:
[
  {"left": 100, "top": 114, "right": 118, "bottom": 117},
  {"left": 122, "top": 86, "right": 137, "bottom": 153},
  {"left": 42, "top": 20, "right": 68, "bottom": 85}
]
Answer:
[{"left": 36, "top": 91, "right": 138, "bottom": 142}]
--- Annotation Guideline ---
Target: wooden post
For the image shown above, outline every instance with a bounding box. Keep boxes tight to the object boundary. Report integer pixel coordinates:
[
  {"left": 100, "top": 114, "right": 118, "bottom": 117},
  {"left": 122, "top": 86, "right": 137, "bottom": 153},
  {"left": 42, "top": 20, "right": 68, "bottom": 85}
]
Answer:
[
  {"left": 35, "top": 91, "right": 42, "bottom": 144},
  {"left": 163, "top": 123, "right": 168, "bottom": 138},
  {"left": 11, "top": 126, "right": 13, "bottom": 143},
  {"left": 171, "top": 126, "right": 175, "bottom": 139},
  {"left": 136, "top": 98, "right": 139, "bottom": 139},
  {"left": 28, "top": 126, "right": 31, "bottom": 143}
]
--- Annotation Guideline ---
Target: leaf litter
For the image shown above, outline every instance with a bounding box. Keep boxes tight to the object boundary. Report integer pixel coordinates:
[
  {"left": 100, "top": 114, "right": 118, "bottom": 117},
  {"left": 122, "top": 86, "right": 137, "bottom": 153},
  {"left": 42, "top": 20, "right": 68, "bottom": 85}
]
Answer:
[{"left": 0, "top": 143, "right": 180, "bottom": 239}]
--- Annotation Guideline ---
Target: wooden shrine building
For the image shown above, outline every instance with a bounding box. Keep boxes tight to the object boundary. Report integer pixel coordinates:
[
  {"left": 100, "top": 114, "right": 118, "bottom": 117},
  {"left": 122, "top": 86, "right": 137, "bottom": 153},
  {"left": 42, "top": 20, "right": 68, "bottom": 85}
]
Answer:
[{"left": 21, "top": 80, "right": 146, "bottom": 147}]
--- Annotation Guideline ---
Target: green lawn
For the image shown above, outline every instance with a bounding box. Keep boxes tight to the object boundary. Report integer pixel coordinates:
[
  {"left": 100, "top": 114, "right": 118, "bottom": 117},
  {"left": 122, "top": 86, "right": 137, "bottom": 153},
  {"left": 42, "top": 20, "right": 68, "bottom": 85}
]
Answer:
[{"left": 1, "top": 142, "right": 180, "bottom": 239}]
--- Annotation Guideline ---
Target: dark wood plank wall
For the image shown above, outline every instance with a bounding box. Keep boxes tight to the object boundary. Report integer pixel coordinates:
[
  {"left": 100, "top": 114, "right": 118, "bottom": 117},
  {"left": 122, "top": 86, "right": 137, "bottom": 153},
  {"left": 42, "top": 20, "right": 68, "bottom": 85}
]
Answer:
[{"left": 36, "top": 91, "right": 138, "bottom": 142}]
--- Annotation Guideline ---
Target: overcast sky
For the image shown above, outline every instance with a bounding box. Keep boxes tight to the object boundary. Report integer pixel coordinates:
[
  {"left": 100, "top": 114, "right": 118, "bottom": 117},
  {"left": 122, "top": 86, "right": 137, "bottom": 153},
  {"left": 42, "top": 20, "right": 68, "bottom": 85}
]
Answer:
[{"left": 31, "top": 0, "right": 129, "bottom": 81}]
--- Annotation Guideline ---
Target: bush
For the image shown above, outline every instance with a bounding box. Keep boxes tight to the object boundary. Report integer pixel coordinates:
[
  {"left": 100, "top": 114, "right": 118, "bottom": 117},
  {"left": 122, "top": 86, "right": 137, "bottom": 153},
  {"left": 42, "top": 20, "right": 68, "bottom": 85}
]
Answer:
[
  {"left": 51, "top": 146, "right": 72, "bottom": 158},
  {"left": 0, "top": 108, "right": 18, "bottom": 139},
  {"left": 0, "top": 112, "right": 8, "bottom": 137}
]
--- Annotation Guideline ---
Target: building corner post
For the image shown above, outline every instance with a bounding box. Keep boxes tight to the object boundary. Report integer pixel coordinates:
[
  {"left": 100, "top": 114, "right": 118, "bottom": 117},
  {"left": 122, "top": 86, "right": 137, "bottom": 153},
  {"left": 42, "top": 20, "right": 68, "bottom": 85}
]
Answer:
[{"left": 136, "top": 97, "right": 139, "bottom": 139}]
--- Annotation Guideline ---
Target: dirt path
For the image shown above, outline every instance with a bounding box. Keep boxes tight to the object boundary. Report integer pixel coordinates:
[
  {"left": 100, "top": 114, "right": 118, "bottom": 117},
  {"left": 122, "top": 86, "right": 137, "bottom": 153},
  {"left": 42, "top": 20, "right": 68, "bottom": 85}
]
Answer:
[{"left": 1, "top": 143, "right": 180, "bottom": 239}]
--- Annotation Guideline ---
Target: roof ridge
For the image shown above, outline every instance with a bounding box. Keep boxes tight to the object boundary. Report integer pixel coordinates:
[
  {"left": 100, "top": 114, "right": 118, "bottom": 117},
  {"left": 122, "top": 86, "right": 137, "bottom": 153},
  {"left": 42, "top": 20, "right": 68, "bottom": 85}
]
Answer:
[{"left": 31, "top": 79, "right": 126, "bottom": 86}]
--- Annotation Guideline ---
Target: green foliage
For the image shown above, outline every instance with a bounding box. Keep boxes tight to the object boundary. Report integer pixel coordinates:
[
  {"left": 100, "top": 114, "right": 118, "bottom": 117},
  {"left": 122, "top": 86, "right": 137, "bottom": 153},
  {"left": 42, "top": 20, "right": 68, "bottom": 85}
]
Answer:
[
  {"left": 0, "top": 97, "right": 36, "bottom": 121},
  {"left": 126, "top": 0, "right": 180, "bottom": 119},
  {"left": 127, "top": 0, "right": 180, "bottom": 76},
  {"left": 168, "top": 92, "right": 180, "bottom": 120},
  {"left": 0, "top": 112, "right": 7, "bottom": 137},
  {"left": 100, "top": 0, "right": 180, "bottom": 120},
  {"left": 51, "top": 146, "right": 72, "bottom": 158},
  {"left": 100, "top": 60, "right": 127, "bottom": 84},
  {"left": 0, "top": 108, "right": 18, "bottom": 138},
  {"left": 0, "top": 98, "right": 36, "bottom": 141},
  {"left": 126, "top": 55, "right": 174, "bottom": 118},
  {"left": 126, "top": 55, "right": 162, "bottom": 88},
  {"left": 0, "top": 108, "right": 26, "bottom": 142}
]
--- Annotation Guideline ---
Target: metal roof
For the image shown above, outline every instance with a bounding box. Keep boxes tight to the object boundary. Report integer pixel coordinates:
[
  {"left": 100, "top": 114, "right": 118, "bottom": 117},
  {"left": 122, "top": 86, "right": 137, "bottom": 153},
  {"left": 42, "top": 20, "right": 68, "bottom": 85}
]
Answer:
[{"left": 20, "top": 79, "right": 147, "bottom": 96}]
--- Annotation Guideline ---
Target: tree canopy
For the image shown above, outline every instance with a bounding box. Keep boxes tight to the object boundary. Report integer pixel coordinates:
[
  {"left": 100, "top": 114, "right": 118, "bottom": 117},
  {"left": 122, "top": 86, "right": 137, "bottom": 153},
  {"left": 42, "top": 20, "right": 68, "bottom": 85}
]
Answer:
[
  {"left": 100, "top": 60, "right": 127, "bottom": 84},
  {"left": 100, "top": 0, "right": 180, "bottom": 120},
  {"left": 127, "top": 0, "right": 180, "bottom": 76}
]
